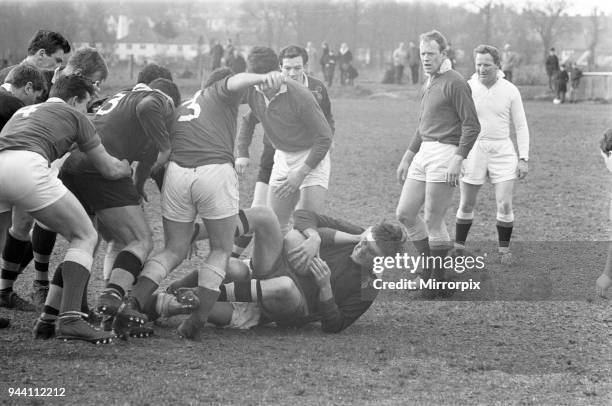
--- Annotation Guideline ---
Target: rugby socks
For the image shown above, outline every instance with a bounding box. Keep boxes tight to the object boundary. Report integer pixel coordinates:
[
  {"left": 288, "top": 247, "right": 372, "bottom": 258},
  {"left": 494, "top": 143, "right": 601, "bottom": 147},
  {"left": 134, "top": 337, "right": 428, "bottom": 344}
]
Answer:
[
  {"left": 103, "top": 240, "right": 123, "bottom": 283},
  {"left": 59, "top": 248, "right": 93, "bottom": 313},
  {"left": 0, "top": 231, "right": 30, "bottom": 293},
  {"left": 132, "top": 275, "right": 160, "bottom": 312},
  {"left": 455, "top": 210, "right": 474, "bottom": 250},
  {"left": 40, "top": 265, "right": 63, "bottom": 322},
  {"left": 31, "top": 223, "right": 57, "bottom": 286},
  {"left": 106, "top": 251, "right": 143, "bottom": 299},
  {"left": 496, "top": 220, "right": 513, "bottom": 254},
  {"left": 232, "top": 210, "right": 252, "bottom": 258},
  {"left": 218, "top": 280, "right": 260, "bottom": 302},
  {"left": 18, "top": 242, "right": 34, "bottom": 272},
  {"left": 194, "top": 263, "right": 225, "bottom": 323},
  {"left": 411, "top": 237, "right": 431, "bottom": 280},
  {"left": 430, "top": 246, "right": 450, "bottom": 281}
]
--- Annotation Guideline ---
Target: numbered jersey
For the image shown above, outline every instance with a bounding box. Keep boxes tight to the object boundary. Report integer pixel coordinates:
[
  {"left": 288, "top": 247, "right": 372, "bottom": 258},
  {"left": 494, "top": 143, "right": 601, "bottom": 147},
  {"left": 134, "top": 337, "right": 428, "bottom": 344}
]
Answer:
[
  {"left": 0, "top": 98, "right": 100, "bottom": 162},
  {"left": 63, "top": 86, "right": 174, "bottom": 174},
  {"left": 170, "top": 78, "right": 243, "bottom": 168}
]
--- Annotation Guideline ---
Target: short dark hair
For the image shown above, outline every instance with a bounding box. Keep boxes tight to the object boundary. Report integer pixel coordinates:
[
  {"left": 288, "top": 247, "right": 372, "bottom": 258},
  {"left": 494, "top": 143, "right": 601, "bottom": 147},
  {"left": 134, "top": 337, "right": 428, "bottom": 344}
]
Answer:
[
  {"left": 5, "top": 64, "right": 46, "bottom": 92},
  {"left": 66, "top": 47, "right": 108, "bottom": 81},
  {"left": 473, "top": 44, "right": 501, "bottom": 67},
  {"left": 419, "top": 30, "right": 448, "bottom": 53},
  {"left": 137, "top": 64, "right": 173, "bottom": 84},
  {"left": 27, "top": 30, "right": 71, "bottom": 56},
  {"left": 149, "top": 78, "right": 181, "bottom": 107},
  {"left": 372, "top": 222, "right": 406, "bottom": 256},
  {"left": 248, "top": 47, "right": 279, "bottom": 74},
  {"left": 278, "top": 45, "right": 308, "bottom": 65},
  {"left": 49, "top": 74, "right": 94, "bottom": 103},
  {"left": 202, "top": 67, "right": 233, "bottom": 89}
]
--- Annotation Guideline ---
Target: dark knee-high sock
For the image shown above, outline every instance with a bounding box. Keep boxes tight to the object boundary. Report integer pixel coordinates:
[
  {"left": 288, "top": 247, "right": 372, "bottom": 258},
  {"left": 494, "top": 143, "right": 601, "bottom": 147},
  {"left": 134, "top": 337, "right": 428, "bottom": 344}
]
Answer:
[
  {"left": 430, "top": 246, "right": 450, "bottom": 280},
  {"left": 18, "top": 241, "right": 34, "bottom": 272},
  {"left": 106, "top": 251, "right": 143, "bottom": 299},
  {"left": 32, "top": 224, "right": 57, "bottom": 286},
  {"left": 40, "top": 265, "right": 63, "bottom": 321},
  {"left": 412, "top": 237, "right": 430, "bottom": 280},
  {"left": 496, "top": 220, "right": 513, "bottom": 253},
  {"left": 0, "top": 231, "right": 30, "bottom": 292},
  {"left": 59, "top": 249, "right": 92, "bottom": 314}
]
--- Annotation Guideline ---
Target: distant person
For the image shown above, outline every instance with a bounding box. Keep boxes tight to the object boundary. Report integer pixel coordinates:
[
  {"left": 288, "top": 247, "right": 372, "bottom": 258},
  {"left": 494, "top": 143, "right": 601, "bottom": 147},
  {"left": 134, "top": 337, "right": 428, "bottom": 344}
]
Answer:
[
  {"left": 305, "top": 42, "right": 318, "bottom": 75},
  {"left": 210, "top": 39, "right": 224, "bottom": 70},
  {"left": 393, "top": 42, "right": 408, "bottom": 84},
  {"left": 545, "top": 48, "right": 560, "bottom": 92},
  {"left": 230, "top": 49, "right": 247, "bottom": 74},
  {"left": 500, "top": 44, "right": 519, "bottom": 83},
  {"left": 338, "top": 43, "right": 353, "bottom": 86},
  {"left": 321, "top": 45, "right": 336, "bottom": 88},
  {"left": 407, "top": 41, "right": 420, "bottom": 85},
  {"left": 568, "top": 62, "right": 583, "bottom": 103},
  {"left": 0, "top": 30, "right": 71, "bottom": 85},
  {"left": 556, "top": 64, "right": 569, "bottom": 103},
  {"left": 597, "top": 128, "right": 612, "bottom": 299},
  {"left": 446, "top": 42, "right": 457, "bottom": 69}
]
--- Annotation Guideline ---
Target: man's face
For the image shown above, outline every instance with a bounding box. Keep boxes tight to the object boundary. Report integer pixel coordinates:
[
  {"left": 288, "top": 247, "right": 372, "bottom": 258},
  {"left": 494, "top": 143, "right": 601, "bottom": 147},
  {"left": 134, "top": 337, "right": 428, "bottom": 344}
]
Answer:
[
  {"left": 280, "top": 56, "right": 305, "bottom": 83},
  {"left": 350, "top": 228, "right": 384, "bottom": 265},
  {"left": 39, "top": 49, "right": 65, "bottom": 70},
  {"left": 420, "top": 40, "right": 445, "bottom": 75},
  {"left": 475, "top": 52, "right": 498, "bottom": 87}
]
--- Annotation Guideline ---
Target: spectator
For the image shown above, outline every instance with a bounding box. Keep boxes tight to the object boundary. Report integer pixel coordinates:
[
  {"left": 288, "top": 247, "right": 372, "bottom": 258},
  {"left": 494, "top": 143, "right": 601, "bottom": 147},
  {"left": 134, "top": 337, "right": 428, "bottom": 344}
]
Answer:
[
  {"left": 392, "top": 42, "right": 408, "bottom": 84},
  {"left": 338, "top": 43, "right": 353, "bottom": 86},
  {"left": 230, "top": 49, "right": 247, "bottom": 74},
  {"left": 501, "top": 43, "right": 519, "bottom": 83},
  {"left": 567, "top": 62, "right": 583, "bottom": 103},
  {"left": 545, "top": 48, "right": 560, "bottom": 92},
  {"left": 320, "top": 45, "right": 336, "bottom": 88},
  {"left": 407, "top": 41, "right": 420, "bottom": 85},
  {"left": 556, "top": 63, "right": 569, "bottom": 103},
  {"left": 446, "top": 42, "right": 457, "bottom": 69},
  {"left": 305, "top": 42, "right": 318, "bottom": 75},
  {"left": 210, "top": 39, "right": 224, "bottom": 70}
]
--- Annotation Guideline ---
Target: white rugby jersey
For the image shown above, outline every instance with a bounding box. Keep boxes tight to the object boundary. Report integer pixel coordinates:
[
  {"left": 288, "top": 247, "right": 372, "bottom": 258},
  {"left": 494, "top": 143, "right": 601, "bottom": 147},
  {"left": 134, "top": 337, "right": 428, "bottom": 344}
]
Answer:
[{"left": 468, "top": 73, "right": 529, "bottom": 160}]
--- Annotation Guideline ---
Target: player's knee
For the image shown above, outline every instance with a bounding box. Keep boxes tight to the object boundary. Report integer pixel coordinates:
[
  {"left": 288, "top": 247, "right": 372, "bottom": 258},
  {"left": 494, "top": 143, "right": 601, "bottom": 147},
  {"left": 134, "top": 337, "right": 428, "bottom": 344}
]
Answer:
[
  {"left": 396, "top": 206, "right": 415, "bottom": 226},
  {"left": 497, "top": 199, "right": 512, "bottom": 215},
  {"left": 459, "top": 201, "right": 475, "bottom": 214},
  {"left": 269, "top": 276, "right": 298, "bottom": 300}
]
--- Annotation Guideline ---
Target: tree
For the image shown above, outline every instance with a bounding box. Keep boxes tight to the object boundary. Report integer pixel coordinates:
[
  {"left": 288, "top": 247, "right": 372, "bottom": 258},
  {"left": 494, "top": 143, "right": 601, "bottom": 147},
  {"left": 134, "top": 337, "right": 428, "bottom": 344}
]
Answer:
[{"left": 524, "top": 0, "right": 572, "bottom": 62}]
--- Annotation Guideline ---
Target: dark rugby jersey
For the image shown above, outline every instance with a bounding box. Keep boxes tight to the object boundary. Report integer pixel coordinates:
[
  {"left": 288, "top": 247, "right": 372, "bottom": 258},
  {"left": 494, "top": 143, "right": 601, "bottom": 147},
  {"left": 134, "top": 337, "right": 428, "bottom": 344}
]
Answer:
[
  {"left": 292, "top": 210, "right": 379, "bottom": 333},
  {"left": 0, "top": 89, "right": 25, "bottom": 130},
  {"left": 62, "top": 86, "right": 174, "bottom": 174},
  {"left": 170, "top": 77, "right": 243, "bottom": 168},
  {"left": 236, "top": 75, "right": 335, "bottom": 159},
  {"left": 0, "top": 98, "right": 100, "bottom": 162}
]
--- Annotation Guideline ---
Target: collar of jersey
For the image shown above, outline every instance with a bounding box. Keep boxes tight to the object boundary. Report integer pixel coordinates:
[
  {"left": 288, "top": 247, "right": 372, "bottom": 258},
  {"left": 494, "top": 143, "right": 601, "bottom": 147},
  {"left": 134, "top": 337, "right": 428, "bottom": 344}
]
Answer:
[
  {"left": 46, "top": 97, "right": 65, "bottom": 103},
  {"left": 255, "top": 82, "right": 288, "bottom": 106},
  {"left": 470, "top": 70, "right": 505, "bottom": 88},
  {"left": 0, "top": 83, "right": 12, "bottom": 93},
  {"left": 133, "top": 83, "right": 174, "bottom": 107}
]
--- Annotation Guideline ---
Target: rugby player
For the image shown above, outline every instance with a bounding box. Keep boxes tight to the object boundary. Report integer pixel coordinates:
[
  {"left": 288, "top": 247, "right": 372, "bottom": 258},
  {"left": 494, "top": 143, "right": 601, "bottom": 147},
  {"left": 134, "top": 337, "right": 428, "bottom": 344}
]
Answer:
[
  {"left": 4, "top": 48, "right": 110, "bottom": 311},
  {"left": 244, "top": 47, "right": 333, "bottom": 236},
  {"left": 0, "top": 65, "right": 47, "bottom": 312},
  {"left": 395, "top": 30, "right": 480, "bottom": 292},
  {"left": 160, "top": 207, "right": 405, "bottom": 333},
  {"left": 121, "top": 68, "right": 286, "bottom": 340},
  {"left": 454, "top": 45, "right": 529, "bottom": 264},
  {"left": 597, "top": 129, "right": 612, "bottom": 299},
  {"left": 0, "top": 30, "right": 71, "bottom": 87},
  {"left": 33, "top": 78, "right": 180, "bottom": 338},
  {"left": 0, "top": 75, "right": 131, "bottom": 343}
]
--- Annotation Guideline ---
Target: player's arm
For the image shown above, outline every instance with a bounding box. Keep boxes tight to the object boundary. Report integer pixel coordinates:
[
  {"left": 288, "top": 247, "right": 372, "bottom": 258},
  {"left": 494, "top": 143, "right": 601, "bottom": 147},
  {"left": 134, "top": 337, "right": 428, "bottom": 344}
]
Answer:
[
  {"left": 510, "top": 89, "right": 529, "bottom": 179},
  {"left": 133, "top": 158, "right": 155, "bottom": 201},
  {"left": 299, "top": 95, "right": 333, "bottom": 171},
  {"left": 318, "top": 85, "right": 335, "bottom": 134},
  {"left": 226, "top": 71, "right": 284, "bottom": 93},
  {"left": 294, "top": 209, "right": 364, "bottom": 237},
  {"left": 235, "top": 110, "right": 259, "bottom": 176},
  {"left": 309, "top": 257, "right": 373, "bottom": 333},
  {"left": 85, "top": 144, "right": 131, "bottom": 180},
  {"left": 135, "top": 95, "right": 172, "bottom": 172}
]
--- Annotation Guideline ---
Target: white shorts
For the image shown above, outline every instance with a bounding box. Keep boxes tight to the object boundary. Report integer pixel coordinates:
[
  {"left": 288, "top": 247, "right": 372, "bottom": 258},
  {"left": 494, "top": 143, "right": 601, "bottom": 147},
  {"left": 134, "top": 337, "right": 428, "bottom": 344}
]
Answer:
[
  {"left": 0, "top": 150, "right": 67, "bottom": 213},
  {"left": 227, "top": 302, "right": 262, "bottom": 329},
  {"left": 162, "top": 161, "right": 239, "bottom": 222},
  {"left": 269, "top": 149, "right": 331, "bottom": 190},
  {"left": 407, "top": 142, "right": 458, "bottom": 183},
  {"left": 462, "top": 139, "right": 518, "bottom": 185}
]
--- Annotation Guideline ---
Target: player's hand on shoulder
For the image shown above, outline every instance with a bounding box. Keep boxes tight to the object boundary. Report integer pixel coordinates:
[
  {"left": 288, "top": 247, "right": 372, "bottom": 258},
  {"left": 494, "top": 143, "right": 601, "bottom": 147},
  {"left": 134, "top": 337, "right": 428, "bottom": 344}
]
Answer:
[
  {"left": 517, "top": 159, "right": 528, "bottom": 180},
  {"left": 235, "top": 157, "right": 250, "bottom": 176},
  {"left": 288, "top": 238, "right": 320, "bottom": 274},
  {"left": 308, "top": 257, "right": 332, "bottom": 288}
]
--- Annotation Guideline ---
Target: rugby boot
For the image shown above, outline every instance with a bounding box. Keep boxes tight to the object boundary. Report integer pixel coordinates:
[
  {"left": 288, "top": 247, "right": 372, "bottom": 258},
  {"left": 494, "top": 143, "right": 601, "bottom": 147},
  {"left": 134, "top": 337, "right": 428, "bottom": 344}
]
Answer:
[
  {"left": 177, "top": 314, "right": 203, "bottom": 340},
  {"left": 96, "top": 289, "right": 123, "bottom": 316},
  {"left": 0, "top": 291, "right": 36, "bottom": 312},
  {"left": 32, "top": 318, "right": 55, "bottom": 339},
  {"left": 56, "top": 311, "right": 114, "bottom": 344},
  {"left": 112, "top": 297, "right": 149, "bottom": 340}
]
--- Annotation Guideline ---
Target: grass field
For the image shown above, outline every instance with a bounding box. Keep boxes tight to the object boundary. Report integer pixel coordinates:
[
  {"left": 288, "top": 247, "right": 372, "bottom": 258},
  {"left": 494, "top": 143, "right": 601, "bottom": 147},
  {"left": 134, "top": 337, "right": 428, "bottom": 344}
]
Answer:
[{"left": 0, "top": 81, "right": 611, "bottom": 405}]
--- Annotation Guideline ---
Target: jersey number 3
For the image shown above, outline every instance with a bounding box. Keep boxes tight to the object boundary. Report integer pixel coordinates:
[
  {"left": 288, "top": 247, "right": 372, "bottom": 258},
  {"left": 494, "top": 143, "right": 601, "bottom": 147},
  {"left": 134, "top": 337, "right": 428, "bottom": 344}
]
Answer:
[
  {"left": 96, "top": 93, "right": 127, "bottom": 116},
  {"left": 178, "top": 93, "right": 201, "bottom": 122}
]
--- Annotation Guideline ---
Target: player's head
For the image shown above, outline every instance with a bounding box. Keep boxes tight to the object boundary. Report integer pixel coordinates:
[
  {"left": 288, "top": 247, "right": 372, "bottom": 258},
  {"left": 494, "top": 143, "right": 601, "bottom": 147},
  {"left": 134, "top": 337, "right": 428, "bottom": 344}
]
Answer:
[
  {"left": 4, "top": 64, "right": 47, "bottom": 105},
  {"left": 202, "top": 67, "right": 233, "bottom": 90},
  {"left": 138, "top": 63, "right": 173, "bottom": 85},
  {"left": 279, "top": 45, "right": 308, "bottom": 83},
  {"left": 248, "top": 47, "right": 279, "bottom": 74},
  {"left": 26, "top": 30, "right": 71, "bottom": 69},
  {"left": 473, "top": 44, "right": 500, "bottom": 86},
  {"left": 62, "top": 47, "right": 109, "bottom": 89},
  {"left": 49, "top": 74, "right": 95, "bottom": 113},
  {"left": 419, "top": 30, "right": 447, "bottom": 75},
  {"left": 149, "top": 78, "right": 181, "bottom": 108},
  {"left": 350, "top": 222, "right": 406, "bottom": 266}
]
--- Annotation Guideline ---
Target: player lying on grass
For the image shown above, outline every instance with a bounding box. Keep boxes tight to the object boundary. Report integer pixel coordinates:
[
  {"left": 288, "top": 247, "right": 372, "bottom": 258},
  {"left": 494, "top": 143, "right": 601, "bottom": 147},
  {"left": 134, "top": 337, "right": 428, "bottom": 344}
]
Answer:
[
  {"left": 148, "top": 207, "right": 405, "bottom": 334},
  {"left": 596, "top": 128, "right": 612, "bottom": 298},
  {"left": 0, "top": 75, "right": 131, "bottom": 344}
]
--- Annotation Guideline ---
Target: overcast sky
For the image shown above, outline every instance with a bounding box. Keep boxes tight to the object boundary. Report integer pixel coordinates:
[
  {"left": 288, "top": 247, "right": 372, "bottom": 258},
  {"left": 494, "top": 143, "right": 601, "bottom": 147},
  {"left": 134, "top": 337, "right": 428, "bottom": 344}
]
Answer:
[{"left": 402, "top": 0, "right": 611, "bottom": 16}]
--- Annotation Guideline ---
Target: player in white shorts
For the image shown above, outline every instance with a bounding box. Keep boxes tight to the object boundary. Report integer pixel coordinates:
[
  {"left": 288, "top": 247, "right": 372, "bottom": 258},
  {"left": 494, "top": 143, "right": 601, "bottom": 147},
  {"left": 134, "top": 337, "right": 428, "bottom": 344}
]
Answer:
[{"left": 454, "top": 45, "right": 529, "bottom": 264}]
